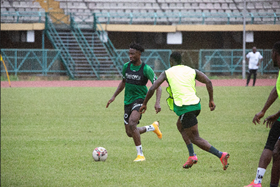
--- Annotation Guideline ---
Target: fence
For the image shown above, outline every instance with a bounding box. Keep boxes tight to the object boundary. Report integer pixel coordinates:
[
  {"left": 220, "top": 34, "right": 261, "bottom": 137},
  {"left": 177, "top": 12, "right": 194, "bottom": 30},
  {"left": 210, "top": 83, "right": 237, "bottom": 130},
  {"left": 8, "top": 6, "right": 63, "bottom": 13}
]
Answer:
[
  {"left": 199, "top": 49, "right": 278, "bottom": 75},
  {"left": 0, "top": 49, "right": 66, "bottom": 75},
  {"left": 1, "top": 48, "right": 277, "bottom": 77}
]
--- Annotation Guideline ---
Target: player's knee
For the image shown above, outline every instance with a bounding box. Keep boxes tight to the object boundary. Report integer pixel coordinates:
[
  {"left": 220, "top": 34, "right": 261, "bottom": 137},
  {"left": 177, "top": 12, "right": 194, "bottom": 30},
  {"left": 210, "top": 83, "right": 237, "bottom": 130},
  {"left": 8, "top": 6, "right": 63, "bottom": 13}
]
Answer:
[
  {"left": 128, "top": 117, "right": 138, "bottom": 126},
  {"left": 177, "top": 125, "right": 184, "bottom": 133},
  {"left": 186, "top": 132, "right": 196, "bottom": 142},
  {"left": 125, "top": 130, "right": 133, "bottom": 137},
  {"left": 272, "top": 149, "right": 280, "bottom": 160}
]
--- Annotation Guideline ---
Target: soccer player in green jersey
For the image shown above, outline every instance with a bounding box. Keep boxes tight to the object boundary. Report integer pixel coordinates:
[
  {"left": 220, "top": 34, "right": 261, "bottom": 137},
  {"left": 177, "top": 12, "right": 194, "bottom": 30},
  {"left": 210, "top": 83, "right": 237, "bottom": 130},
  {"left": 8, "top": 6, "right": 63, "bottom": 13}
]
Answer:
[
  {"left": 106, "top": 42, "right": 162, "bottom": 162},
  {"left": 244, "top": 41, "right": 280, "bottom": 187},
  {"left": 140, "top": 52, "right": 230, "bottom": 170}
]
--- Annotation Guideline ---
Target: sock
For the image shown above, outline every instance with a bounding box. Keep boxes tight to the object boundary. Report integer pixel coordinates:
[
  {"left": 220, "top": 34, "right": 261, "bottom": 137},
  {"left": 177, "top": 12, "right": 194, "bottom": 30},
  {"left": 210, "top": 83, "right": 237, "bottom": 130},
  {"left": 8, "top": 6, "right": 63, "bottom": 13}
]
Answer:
[
  {"left": 254, "top": 168, "right": 266, "bottom": 184},
  {"left": 270, "top": 184, "right": 278, "bottom": 187},
  {"left": 209, "top": 146, "right": 222, "bottom": 158},
  {"left": 187, "top": 144, "right": 195, "bottom": 156},
  {"left": 136, "top": 145, "right": 144, "bottom": 156},
  {"left": 145, "top": 124, "right": 155, "bottom": 132}
]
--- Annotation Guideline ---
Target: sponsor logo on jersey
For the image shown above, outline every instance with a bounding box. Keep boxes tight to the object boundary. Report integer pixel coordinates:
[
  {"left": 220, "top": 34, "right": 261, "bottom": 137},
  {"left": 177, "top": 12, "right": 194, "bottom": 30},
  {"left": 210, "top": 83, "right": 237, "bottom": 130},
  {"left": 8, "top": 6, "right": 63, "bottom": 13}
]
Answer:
[{"left": 126, "top": 73, "right": 141, "bottom": 80}]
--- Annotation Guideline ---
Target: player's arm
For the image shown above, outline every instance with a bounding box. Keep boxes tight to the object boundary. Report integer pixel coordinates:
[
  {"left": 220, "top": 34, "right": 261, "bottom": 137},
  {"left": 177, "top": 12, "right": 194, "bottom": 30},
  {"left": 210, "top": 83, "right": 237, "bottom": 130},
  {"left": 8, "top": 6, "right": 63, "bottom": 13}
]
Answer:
[
  {"left": 154, "top": 84, "right": 162, "bottom": 114},
  {"left": 263, "top": 110, "right": 280, "bottom": 128},
  {"left": 140, "top": 71, "right": 166, "bottom": 114},
  {"left": 153, "top": 73, "right": 162, "bottom": 113},
  {"left": 195, "top": 69, "right": 216, "bottom": 111},
  {"left": 146, "top": 66, "right": 162, "bottom": 113},
  {"left": 106, "top": 64, "right": 128, "bottom": 108},
  {"left": 253, "top": 86, "right": 278, "bottom": 124},
  {"left": 106, "top": 78, "right": 126, "bottom": 108}
]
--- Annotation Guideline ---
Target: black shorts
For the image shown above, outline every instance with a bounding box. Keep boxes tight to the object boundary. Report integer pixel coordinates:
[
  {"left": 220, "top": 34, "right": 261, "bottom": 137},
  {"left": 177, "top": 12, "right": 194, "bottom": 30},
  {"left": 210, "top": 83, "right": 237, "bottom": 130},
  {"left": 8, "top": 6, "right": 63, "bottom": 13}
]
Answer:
[
  {"left": 179, "top": 110, "right": 201, "bottom": 129},
  {"left": 124, "top": 98, "right": 143, "bottom": 125},
  {"left": 264, "top": 120, "right": 280, "bottom": 151}
]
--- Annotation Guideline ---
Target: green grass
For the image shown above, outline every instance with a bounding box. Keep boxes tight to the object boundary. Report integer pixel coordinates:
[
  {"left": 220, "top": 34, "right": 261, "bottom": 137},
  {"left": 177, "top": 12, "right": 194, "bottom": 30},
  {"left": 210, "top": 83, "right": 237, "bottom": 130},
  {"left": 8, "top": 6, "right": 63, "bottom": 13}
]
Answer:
[{"left": 1, "top": 85, "right": 279, "bottom": 187}]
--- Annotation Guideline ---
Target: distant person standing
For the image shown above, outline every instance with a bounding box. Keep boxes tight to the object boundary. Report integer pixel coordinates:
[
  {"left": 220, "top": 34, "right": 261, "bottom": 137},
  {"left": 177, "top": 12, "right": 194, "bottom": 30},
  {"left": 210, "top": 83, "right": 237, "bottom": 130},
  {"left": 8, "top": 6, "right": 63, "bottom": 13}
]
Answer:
[{"left": 246, "top": 47, "right": 263, "bottom": 86}]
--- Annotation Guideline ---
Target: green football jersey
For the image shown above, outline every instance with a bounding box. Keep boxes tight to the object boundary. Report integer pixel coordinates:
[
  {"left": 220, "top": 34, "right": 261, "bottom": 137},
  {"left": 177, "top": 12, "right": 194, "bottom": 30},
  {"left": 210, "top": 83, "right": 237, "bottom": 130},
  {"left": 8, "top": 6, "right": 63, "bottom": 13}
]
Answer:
[{"left": 122, "top": 62, "right": 157, "bottom": 105}]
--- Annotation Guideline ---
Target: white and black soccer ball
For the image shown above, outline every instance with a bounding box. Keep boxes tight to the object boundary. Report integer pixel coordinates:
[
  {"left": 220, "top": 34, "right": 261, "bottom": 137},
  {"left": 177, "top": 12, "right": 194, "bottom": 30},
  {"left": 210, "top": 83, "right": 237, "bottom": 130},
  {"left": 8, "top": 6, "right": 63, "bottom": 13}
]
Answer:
[{"left": 92, "top": 147, "right": 108, "bottom": 161}]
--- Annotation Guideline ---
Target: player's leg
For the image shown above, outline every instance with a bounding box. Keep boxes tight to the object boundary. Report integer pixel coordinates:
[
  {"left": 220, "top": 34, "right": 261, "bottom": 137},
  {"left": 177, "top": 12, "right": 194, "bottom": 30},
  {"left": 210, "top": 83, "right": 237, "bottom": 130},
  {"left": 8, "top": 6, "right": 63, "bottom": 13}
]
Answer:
[
  {"left": 247, "top": 69, "right": 252, "bottom": 86},
  {"left": 128, "top": 110, "right": 142, "bottom": 146},
  {"left": 181, "top": 110, "right": 229, "bottom": 170},
  {"left": 125, "top": 99, "right": 162, "bottom": 138},
  {"left": 123, "top": 101, "right": 145, "bottom": 161},
  {"left": 177, "top": 118, "right": 198, "bottom": 169},
  {"left": 177, "top": 118, "right": 192, "bottom": 147},
  {"left": 124, "top": 99, "right": 147, "bottom": 137},
  {"left": 128, "top": 110, "right": 146, "bottom": 161},
  {"left": 253, "top": 69, "right": 257, "bottom": 86},
  {"left": 180, "top": 110, "right": 213, "bottom": 151},
  {"left": 271, "top": 138, "right": 280, "bottom": 187},
  {"left": 245, "top": 121, "right": 280, "bottom": 187}
]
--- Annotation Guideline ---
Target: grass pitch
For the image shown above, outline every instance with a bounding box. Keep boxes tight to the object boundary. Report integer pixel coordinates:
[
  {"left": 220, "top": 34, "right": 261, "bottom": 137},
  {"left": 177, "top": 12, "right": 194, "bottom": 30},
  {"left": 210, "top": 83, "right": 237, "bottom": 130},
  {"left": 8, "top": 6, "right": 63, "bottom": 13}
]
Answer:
[{"left": 1, "top": 85, "right": 279, "bottom": 187}]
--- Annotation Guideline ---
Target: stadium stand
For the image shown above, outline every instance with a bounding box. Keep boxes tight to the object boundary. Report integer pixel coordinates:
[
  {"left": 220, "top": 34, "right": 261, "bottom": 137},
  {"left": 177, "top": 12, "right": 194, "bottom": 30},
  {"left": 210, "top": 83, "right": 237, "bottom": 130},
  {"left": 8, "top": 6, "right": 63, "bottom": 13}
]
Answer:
[
  {"left": 1, "top": 0, "right": 45, "bottom": 23},
  {"left": 51, "top": 0, "right": 279, "bottom": 25},
  {"left": 54, "top": 0, "right": 279, "bottom": 14},
  {"left": 1, "top": 0, "right": 44, "bottom": 12},
  {"left": 1, "top": 0, "right": 279, "bottom": 79},
  {"left": 1, "top": 0, "right": 279, "bottom": 25}
]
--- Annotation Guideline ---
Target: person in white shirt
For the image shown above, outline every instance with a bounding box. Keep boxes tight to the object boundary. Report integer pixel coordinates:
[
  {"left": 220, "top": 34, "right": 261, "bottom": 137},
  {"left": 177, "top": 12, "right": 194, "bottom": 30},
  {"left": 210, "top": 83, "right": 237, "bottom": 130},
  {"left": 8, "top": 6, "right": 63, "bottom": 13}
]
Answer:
[{"left": 246, "top": 47, "right": 263, "bottom": 86}]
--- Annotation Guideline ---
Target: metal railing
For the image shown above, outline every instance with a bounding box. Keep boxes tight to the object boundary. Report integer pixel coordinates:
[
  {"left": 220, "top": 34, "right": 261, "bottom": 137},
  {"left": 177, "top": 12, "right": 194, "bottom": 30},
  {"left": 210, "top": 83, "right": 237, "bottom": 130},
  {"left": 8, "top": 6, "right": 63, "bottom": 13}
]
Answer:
[
  {"left": 199, "top": 49, "right": 278, "bottom": 75},
  {"left": 1, "top": 11, "right": 45, "bottom": 23},
  {"left": 0, "top": 49, "right": 66, "bottom": 75},
  {"left": 69, "top": 15, "right": 100, "bottom": 78},
  {"left": 45, "top": 13, "right": 75, "bottom": 79},
  {"left": 1, "top": 48, "right": 277, "bottom": 77}
]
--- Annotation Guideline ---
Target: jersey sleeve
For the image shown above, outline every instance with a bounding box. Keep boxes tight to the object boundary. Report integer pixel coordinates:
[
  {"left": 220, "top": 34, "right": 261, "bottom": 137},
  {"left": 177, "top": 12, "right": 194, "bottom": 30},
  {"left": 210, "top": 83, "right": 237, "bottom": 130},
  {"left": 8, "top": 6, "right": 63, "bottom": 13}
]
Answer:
[
  {"left": 122, "top": 62, "right": 129, "bottom": 79},
  {"left": 259, "top": 52, "right": 263, "bottom": 59},
  {"left": 144, "top": 65, "right": 157, "bottom": 84},
  {"left": 246, "top": 53, "right": 250, "bottom": 58}
]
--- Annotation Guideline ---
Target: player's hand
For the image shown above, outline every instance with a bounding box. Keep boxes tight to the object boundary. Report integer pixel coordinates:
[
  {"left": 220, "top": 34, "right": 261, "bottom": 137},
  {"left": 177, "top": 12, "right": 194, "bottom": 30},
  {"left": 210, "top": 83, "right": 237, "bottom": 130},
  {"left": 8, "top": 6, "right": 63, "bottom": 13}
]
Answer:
[
  {"left": 263, "top": 114, "right": 278, "bottom": 128},
  {"left": 252, "top": 111, "right": 264, "bottom": 125},
  {"left": 154, "top": 104, "right": 161, "bottom": 114},
  {"left": 209, "top": 101, "right": 216, "bottom": 111},
  {"left": 139, "top": 105, "right": 147, "bottom": 114},
  {"left": 106, "top": 97, "right": 115, "bottom": 108}
]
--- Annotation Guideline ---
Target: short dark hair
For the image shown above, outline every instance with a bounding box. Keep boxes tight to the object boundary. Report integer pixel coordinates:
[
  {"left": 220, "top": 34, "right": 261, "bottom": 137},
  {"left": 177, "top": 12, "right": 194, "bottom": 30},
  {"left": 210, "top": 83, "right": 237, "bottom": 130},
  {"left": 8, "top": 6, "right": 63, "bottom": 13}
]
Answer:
[
  {"left": 129, "top": 42, "right": 144, "bottom": 53},
  {"left": 170, "top": 52, "right": 182, "bottom": 65},
  {"left": 273, "top": 41, "right": 280, "bottom": 54}
]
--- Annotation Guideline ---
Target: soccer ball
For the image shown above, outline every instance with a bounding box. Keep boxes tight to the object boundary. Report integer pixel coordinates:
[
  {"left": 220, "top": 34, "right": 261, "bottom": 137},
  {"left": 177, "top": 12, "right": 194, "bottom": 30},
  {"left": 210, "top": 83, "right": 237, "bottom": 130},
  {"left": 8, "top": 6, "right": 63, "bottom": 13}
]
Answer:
[{"left": 92, "top": 147, "right": 108, "bottom": 161}]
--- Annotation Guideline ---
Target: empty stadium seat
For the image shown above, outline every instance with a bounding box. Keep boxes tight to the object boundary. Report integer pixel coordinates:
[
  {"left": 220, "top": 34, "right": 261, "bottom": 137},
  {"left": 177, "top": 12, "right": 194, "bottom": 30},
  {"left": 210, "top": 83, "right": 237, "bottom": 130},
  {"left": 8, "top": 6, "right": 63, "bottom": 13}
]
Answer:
[{"left": 2, "top": 0, "right": 278, "bottom": 25}]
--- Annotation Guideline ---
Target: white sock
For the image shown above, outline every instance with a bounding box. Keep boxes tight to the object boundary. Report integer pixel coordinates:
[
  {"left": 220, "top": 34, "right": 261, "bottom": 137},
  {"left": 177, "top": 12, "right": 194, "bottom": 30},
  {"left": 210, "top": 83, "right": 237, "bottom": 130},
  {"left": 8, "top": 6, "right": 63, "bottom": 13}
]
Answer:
[
  {"left": 254, "top": 167, "right": 266, "bottom": 184},
  {"left": 136, "top": 145, "right": 144, "bottom": 156},
  {"left": 145, "top": 124, "right": 155, "bottom": 132}
]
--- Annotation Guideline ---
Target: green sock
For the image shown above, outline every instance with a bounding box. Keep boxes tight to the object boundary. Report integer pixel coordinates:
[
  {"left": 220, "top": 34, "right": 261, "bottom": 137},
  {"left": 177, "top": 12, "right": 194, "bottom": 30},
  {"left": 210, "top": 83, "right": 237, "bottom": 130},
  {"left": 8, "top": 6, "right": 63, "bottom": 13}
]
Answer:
[
  {"left": 187, "top": 144, "right": 195, "bottom": 156},
  {"left": 209, "top": 146, "right": 222, "bottom": 158}
]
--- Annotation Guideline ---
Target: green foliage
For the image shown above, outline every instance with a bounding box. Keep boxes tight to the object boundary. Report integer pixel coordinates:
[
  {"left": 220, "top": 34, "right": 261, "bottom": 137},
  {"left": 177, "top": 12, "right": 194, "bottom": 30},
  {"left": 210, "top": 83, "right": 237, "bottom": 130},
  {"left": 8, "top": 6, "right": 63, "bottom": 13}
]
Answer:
[
  {"left": 1, "top": 75, "right": 19, "bottom": 81},
  {"left": 1, "top": 85, "right": 279, "bottom": 187}
]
